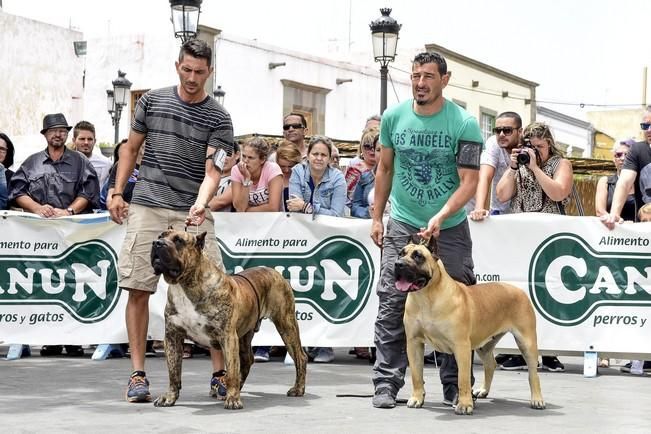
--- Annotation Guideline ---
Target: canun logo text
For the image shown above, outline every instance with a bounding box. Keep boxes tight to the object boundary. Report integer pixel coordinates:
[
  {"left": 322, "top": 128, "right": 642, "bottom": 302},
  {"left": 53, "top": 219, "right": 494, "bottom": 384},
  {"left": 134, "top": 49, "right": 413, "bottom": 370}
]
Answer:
[
  {"left": 0, "top": 241, "right": 120, "bottom": 323},
  {"left": 529, "top": 233, "right": 651, "bottom": 326}
]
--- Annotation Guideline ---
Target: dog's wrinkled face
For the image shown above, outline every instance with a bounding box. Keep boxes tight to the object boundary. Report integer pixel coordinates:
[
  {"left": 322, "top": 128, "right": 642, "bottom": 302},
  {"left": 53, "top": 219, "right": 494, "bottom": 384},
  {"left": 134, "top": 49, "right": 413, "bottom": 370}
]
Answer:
[
  {"left": 150, "top": 228, "right": 207, "bottom": 282},
  {"left": 393, "top": 235, "right": 439, "bottom": 293}
]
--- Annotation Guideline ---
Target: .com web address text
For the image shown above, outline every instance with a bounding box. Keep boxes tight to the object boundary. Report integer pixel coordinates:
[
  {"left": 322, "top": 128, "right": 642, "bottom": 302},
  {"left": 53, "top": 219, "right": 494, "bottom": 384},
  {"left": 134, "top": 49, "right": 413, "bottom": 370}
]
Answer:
[{"left": 475, "top": 273, "right": 501, "bottom": 282}]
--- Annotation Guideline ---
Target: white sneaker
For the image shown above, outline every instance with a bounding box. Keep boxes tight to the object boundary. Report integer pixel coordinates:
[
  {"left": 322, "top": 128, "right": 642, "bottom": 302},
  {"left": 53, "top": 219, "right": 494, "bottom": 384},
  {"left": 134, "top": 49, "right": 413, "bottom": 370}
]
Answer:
[
  {"left": 313, "top": 347, "right": 334, "bottom": 363},
  {"left": 284, "top": 352, "right": 294, "bottom": 365}
]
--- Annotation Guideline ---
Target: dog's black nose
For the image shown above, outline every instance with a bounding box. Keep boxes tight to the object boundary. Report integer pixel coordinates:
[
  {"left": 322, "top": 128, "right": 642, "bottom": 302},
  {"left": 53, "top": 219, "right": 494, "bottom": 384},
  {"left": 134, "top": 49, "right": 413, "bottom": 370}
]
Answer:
[{"left": 153, "top": 239, "right": 166, "bottom": 248}]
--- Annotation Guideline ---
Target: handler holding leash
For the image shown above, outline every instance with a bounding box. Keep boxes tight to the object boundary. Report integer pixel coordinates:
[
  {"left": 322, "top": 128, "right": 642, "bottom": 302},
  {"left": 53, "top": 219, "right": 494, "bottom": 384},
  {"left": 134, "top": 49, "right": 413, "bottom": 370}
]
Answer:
[
  {"left": 108, "top": 39, "right": 234, "bottom": 403},
  {"left": 370, "top": 52, "right": 483, "bottom": 409}
]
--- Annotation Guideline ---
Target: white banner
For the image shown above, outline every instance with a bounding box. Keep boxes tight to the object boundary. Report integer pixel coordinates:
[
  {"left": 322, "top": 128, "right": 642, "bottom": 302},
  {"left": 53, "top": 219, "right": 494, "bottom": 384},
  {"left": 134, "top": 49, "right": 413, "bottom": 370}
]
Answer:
[{"left": 1, "top": 211, "right": 650, "bottom": 356}]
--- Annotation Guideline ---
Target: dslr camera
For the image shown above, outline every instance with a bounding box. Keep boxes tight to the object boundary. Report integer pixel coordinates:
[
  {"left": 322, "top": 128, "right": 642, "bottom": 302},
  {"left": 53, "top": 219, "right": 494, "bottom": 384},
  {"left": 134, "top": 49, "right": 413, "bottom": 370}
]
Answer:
[{"left": 517, "top": 142, "right": 538, "bottom": 166}]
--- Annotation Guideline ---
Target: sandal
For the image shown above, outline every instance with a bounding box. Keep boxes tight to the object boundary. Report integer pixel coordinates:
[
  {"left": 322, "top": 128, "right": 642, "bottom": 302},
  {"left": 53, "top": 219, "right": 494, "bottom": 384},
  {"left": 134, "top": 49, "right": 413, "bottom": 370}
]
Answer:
[{"left": 599, "top": 358, "right": 610, "bottom": 368}]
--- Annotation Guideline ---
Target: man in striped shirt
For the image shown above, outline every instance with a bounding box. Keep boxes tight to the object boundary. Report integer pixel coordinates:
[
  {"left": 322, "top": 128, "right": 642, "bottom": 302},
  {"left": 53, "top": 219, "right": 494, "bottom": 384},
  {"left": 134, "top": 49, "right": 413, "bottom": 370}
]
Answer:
[{"left": 108, "top": 39, "right": 234, "bottom": 403}]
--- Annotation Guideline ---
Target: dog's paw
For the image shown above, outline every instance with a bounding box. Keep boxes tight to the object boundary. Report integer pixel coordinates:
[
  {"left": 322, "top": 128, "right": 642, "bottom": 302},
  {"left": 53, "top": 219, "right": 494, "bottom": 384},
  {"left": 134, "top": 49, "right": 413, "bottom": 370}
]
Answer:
[
  {"left": 287, "top": 386, "right": 305, "bottom": 397},
  {"left": 223, "top": 396, "right": 244, "bottom": 410},
  {"left": 153, "top": 392, "right": 178, "bottom": 407},
  {"left": 472, "top": 388, "right": 489, "bottom": 399},
  {"left": 454, "top": 399, "right": 474, "bottom": 415},
  {"left": 406, "top": 396, "right": 424, "bottom": 408},
  {"left": 530, "top": 398, "right": 546, "bottom": 410}
]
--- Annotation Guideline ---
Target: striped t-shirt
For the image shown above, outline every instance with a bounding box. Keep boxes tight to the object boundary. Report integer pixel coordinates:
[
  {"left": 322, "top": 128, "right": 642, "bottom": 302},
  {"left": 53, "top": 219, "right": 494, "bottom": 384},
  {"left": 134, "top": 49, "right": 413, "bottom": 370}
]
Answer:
[{"left": 130, "top": 86, "right": 234, "bottom": 210}]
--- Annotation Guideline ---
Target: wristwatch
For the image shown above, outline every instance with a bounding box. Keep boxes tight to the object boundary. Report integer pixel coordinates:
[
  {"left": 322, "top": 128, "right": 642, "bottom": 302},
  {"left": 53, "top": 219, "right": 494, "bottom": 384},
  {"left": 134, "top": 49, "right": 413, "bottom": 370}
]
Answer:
[
  {"left": 242, "top": 179, "right": 252, "bottom": 187},
  {"left": 67, "top": 207, "right": 75, "bottom": 215}
]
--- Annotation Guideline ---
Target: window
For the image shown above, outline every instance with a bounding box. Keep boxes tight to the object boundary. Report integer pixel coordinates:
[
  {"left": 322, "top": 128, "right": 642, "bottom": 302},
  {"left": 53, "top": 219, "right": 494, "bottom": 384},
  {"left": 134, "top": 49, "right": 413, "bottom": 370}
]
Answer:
[
  {"left": 479, "top": 108, "right": 497, "bottom": 142},
  {"left": 281, "top": 80, "right": 331, "bottom": 135},
  {"left": 130, "top": 90, "right": 149, "bottom": 121}
]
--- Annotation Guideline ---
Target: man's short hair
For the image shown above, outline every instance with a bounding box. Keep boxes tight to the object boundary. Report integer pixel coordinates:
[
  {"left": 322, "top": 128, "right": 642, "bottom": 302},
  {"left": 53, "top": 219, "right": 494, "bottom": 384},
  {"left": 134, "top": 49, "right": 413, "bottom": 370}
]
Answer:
[
  {"left": 497, "top": 112, "right": 522, "bottom": 129},
  {"left": 179, "top": 39, "right": 212, "bottom": 67},
  {"left": 283, "top": 112, "right": 307, "bottom": 128},
  {"left": 73, "top": 120, "right": 96, "bottom": 139},
  {"left": 413, "top": 52, "right": 447, "bottom": 76}
]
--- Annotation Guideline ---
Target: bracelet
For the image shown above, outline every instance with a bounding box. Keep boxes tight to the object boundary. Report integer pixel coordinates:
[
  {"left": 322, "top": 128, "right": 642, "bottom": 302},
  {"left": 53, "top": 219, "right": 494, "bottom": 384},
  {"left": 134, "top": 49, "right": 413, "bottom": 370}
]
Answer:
[{"left": 111, "top": 192, "right": 124, "bottom": 198}]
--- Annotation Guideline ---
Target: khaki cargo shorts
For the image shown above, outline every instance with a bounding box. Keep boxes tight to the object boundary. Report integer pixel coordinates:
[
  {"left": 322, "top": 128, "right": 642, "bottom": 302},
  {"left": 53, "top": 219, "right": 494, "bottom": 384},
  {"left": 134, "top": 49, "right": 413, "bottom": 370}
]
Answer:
[{"left": 118, "top": 203, "right": 224, "bottom": 293}]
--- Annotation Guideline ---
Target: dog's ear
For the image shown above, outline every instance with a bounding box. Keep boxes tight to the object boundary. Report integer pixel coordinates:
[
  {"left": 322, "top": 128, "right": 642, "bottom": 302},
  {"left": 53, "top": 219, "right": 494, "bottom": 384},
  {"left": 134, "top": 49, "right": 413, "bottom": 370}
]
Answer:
[
  {"left": 426, "top": 236, "right": 440, "bottom": 259},
  {"left": 195, "top": 232, "right": 207, "bottom": 250},
  {"left": 410, "top": 233, "right": 421, "bottom": 245},
  {"left": 168, "top": 225, "right": 174, "bottom": 230}
]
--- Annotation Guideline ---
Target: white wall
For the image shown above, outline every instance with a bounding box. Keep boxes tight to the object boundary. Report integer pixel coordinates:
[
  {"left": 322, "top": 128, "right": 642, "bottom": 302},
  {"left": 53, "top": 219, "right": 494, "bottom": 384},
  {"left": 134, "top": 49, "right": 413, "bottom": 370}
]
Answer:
[
  {"left": 214, "top": 34, "right": 412, "bottom": 140},
  {"left": 0, "top": 11, "right": 84, "bottom": 167},
  {"left": 537, "top": 107, "right": 593, "bottom": 157}
]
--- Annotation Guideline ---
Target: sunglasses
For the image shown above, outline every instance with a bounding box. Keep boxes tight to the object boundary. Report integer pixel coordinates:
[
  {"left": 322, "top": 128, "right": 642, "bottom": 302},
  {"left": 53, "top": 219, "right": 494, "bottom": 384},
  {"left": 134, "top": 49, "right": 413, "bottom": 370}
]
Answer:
[
  {"left": 283, "top": 123, "right": 304, "bottom": 131},
  {"left": 492, "top": 127, "right": 517, "bottom": 136},
  {"left": 641, "top": 122, "right": 651, "bottom": 131},
  {"left": 614, "top": 152, "right": 628, "bottom": 158}
]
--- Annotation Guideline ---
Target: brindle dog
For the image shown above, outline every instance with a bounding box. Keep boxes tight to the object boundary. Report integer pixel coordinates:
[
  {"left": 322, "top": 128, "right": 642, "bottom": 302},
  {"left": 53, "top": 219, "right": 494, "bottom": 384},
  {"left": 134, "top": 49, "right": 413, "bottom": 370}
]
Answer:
[
  {"left": 397, "top": 236, "right": 545, "bottom": 415},
  {"left": 150, "top": 229, "right": 306, "bottom": 410}
]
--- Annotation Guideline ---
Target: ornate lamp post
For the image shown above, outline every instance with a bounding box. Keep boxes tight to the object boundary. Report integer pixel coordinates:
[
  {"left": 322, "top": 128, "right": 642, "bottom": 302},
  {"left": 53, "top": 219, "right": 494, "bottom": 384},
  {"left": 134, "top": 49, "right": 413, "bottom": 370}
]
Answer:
[
  {"left": 106, "top": 70, "right": 132, "bottom": 145},
  {"left": 213, "top": 85, "right": 226, "bottom": 106},
  {"left": 369, "top": 8, "right": 401, "bottom": 114},
  {"left": 170, "top": 0, "right": 203, "bottom": 43}
]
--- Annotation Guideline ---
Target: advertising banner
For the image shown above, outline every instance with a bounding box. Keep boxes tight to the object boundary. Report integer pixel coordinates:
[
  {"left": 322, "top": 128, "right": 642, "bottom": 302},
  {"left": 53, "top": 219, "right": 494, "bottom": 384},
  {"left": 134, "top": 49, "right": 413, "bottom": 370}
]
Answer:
[{"left": 1, "top": 211, "right": 649, "bottom": 356}]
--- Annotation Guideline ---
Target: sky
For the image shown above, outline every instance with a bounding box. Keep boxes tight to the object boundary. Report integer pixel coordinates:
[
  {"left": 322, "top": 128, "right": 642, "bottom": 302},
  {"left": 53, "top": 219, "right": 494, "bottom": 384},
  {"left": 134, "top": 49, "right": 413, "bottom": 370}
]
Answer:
[{"left": 4, "top": 0, "right": 651, "bottom": 120}]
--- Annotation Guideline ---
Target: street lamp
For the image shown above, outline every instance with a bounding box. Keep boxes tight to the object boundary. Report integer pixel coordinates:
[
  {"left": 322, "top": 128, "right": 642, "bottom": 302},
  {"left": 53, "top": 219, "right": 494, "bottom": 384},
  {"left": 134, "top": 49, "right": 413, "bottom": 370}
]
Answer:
[
  {"left": 170, "top": 0, "right": 202, "bottom": 43},
  {"left": 369, "top": 8, "right": 401, "bottom": 114},
  {"left": 213, "top": 85, "right": 225, "bottom": 106},
  {"left": 106, "top": 70, "right": 132, "bottom": 145}
]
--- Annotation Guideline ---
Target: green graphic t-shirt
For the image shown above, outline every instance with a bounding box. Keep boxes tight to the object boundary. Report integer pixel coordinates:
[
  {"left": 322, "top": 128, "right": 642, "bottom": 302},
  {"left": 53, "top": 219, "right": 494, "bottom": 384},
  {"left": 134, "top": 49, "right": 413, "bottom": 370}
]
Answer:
[{"left": 380, "top": 99, "right": 483, "bottom": 230}]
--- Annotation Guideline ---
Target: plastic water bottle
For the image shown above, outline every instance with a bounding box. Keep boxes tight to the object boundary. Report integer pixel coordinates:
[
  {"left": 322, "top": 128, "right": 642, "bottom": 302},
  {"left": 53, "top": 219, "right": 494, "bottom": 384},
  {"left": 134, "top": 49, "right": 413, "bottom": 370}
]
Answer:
[{"left": 583, "top": 351, "right": 597, "bottom": 377}]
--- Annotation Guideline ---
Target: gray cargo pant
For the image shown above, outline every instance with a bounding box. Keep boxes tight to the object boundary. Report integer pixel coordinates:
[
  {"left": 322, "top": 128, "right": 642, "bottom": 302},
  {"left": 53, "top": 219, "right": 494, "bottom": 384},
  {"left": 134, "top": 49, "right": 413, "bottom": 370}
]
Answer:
[{"left": 372, "top": 217, "right": 476, "bottom": 397}]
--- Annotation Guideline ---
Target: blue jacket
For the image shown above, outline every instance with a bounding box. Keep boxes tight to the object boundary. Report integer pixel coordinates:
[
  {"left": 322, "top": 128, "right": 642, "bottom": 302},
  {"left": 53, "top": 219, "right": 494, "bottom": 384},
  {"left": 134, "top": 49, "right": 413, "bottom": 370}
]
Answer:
[
  {"left": 0, "top": 165, "right": 7, "bottom": 210},
  {"left": 289, "top": 162, "right": 346, "bottom": 217},
  {"left": 351, "top": 169, "right": 375, "bottom": 218}
]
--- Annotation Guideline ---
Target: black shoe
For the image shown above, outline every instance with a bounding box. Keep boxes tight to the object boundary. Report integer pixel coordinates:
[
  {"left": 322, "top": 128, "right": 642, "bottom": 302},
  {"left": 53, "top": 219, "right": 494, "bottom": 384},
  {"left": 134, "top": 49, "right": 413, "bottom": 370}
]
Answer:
[
  {"left": 64, "top": 345, "right": 84, "bottom": 357},
  {"left": 495, "top": 353, "right": 510, "bottom": 365},
  {"left": 442, "top": 385, "right": 458, "bottom": 407},
  {"left": 40, "top": 345, "right": 63, "bottom": 356},
  {"left": 541, "top": 356, "right": 565, "bottom": 372},
  {"left": 500, "top": 355, "right": 528, "bottom": 370}
]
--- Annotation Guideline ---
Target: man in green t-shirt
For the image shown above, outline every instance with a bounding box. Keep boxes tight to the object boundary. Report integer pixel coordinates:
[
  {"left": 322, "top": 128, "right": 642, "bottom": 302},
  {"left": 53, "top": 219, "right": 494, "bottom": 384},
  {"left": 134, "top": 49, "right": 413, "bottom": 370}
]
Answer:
[{"left": 370, "top": 52, "right": 483, "bottom": 409}]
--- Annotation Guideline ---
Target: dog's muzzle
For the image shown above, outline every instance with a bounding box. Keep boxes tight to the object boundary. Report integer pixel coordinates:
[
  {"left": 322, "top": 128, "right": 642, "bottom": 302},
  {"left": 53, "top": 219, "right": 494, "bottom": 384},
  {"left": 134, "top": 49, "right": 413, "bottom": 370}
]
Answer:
[
  {"left": 394, "top": 261, "right": 429, "bottom": 293},
  {"left": 150, "top": 239, "right": 180, "bottom": 277}
]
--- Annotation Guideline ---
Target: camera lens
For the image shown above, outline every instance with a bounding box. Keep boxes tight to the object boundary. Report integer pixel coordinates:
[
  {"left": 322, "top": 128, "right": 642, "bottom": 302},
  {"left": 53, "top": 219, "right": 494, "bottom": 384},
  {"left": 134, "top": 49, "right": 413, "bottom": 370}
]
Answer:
[{"left": 517, "top": 151, "right": 530, "bottom": 165}]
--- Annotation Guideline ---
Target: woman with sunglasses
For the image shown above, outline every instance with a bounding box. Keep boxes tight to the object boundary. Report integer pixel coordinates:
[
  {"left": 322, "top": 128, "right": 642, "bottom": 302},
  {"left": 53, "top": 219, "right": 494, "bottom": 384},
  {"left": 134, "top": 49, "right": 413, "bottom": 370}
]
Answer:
[
  {"left": 495, "top": 122, "right": 572, "bottom": 372},
  {"left": 344, "top": 126, "right": 380, "bottom": 208},
  {"left": 351, "top": 127, "right": 381, "bottom": 218},
  {"left": 595, "top": 139, "right": 636, "bottom": 223}
]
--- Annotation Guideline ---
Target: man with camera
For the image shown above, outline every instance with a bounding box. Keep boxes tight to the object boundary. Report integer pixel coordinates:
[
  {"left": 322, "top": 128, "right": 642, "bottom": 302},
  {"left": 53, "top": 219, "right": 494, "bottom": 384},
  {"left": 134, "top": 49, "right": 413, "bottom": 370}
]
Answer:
[{"left": 468, "top": 111, "right": 523, "bottom": 220}]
